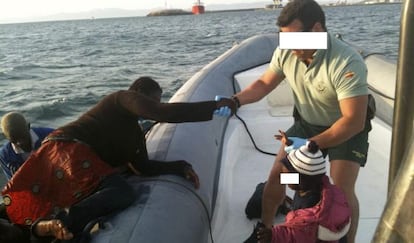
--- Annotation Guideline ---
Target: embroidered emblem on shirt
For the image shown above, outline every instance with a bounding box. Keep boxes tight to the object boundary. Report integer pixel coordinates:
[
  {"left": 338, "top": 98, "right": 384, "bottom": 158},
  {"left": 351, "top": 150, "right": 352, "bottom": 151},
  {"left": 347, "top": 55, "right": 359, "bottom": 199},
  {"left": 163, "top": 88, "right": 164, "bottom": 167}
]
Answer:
[
  {"left": 344, "top": 72, "right": 355, "bottom": 79},
  {"left": 352, "top": 150, "right": 365, "bottom": 159},
  {"left": 315, "top": 81, "right": 326, "bottom": 92}
]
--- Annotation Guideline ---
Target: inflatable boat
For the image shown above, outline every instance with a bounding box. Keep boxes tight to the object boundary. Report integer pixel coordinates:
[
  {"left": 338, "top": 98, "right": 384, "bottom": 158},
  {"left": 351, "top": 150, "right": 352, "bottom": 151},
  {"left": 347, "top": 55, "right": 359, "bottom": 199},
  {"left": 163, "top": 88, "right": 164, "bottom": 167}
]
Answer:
[{"left": 89, "top": 33, "right": 398, "bottom": 243}]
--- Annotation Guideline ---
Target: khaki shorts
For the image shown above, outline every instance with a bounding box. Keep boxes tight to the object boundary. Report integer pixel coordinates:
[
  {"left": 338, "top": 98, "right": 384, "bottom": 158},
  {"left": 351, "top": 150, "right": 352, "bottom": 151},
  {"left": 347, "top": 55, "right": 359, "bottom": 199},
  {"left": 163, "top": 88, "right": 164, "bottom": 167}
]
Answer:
[{"left": 285, "top": 117, "right": 371, "bottom": 167}]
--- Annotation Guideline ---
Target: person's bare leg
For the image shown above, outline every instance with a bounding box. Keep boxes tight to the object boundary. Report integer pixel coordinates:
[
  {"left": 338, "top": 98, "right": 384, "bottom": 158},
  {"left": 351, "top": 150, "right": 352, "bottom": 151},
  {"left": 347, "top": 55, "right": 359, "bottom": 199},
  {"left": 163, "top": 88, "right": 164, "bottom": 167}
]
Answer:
[
  {"left": 34, "top": 219, "right": 74, "bottom": 240},
  {"left": 261, "top": 146, "right": 287, "bottom": 228},
  {"left": 330, "top": 160, "right": 360, "bottom": 243}
]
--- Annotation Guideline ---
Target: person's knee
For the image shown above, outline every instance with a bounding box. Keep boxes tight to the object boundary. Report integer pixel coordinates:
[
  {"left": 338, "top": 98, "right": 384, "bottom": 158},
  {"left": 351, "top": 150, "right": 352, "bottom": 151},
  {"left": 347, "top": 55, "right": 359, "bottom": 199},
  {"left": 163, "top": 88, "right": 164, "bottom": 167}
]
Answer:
[
  {"left": 115, "top": 181, "right": 136, "bottom": 207},
  {"left": 330, "top": 160, "right": 359, "bottom": 191},
  {"left": 105, "top": 174, "right": 136, "bottom": 207},
  {"left": 332, "top": 181, "right": 357, "bottom": 205},
  {"left": 123, "top": 184, "right": 137, "bottom": 206}
]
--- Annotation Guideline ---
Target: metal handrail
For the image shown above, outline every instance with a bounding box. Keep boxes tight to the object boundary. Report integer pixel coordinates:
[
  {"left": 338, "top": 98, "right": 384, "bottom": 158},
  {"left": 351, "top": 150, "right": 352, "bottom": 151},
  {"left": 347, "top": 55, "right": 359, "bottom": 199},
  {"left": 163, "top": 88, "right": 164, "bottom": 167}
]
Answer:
[
  {"left": 372, "top": 0, "right": 414, "bottom": 241},
  {"left": 388, "top": 0, "right": 414, "bottom": 193},
  {"left": 372, "top": 131, "right": 414, "bottom": 242}
]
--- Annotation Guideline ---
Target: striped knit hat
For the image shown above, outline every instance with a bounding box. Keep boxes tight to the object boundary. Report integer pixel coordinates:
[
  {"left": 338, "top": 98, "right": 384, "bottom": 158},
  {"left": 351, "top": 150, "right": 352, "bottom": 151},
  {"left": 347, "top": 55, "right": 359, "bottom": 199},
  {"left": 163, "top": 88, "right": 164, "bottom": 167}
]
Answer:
[{"left": 287, "top": 141, "right": 326, "bottom": 176}]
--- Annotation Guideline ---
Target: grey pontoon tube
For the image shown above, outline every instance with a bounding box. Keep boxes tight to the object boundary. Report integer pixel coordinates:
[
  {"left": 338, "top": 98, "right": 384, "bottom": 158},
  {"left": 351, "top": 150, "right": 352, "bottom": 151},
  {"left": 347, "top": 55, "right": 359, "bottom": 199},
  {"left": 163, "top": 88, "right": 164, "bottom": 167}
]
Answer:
[{"left": 373, "top": 0, "right": 414, "bottom": 242}]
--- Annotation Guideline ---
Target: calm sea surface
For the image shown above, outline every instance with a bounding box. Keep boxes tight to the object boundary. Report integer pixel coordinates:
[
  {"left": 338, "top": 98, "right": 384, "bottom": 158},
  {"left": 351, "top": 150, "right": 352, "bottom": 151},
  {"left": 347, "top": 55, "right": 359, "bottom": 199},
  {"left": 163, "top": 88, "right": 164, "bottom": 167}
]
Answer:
[{"left": 0, "top": 3, "right": 402, "bottom": 144}]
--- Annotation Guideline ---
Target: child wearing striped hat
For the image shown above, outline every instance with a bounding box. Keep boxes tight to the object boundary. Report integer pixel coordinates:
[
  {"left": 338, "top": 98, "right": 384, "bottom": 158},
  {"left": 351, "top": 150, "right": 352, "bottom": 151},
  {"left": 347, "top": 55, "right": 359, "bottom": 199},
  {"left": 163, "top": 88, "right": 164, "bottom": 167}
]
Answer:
[{"left": 246, "top": 140, "right": 351, "bottom": 243}]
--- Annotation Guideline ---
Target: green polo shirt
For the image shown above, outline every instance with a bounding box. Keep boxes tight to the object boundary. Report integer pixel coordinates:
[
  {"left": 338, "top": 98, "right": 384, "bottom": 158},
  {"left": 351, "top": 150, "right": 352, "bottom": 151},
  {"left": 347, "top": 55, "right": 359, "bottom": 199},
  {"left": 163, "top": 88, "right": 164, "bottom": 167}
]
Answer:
[{"left": 269, "top": 33, "right": 368, "bottom": 126}]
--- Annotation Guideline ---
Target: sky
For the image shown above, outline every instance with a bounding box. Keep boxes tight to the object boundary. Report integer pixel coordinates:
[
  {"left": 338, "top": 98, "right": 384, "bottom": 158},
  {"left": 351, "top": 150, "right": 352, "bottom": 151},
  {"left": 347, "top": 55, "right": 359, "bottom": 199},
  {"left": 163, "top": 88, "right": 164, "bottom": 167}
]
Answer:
[{"left": 1, "top": 0, "right": 274, "bottom": 23}]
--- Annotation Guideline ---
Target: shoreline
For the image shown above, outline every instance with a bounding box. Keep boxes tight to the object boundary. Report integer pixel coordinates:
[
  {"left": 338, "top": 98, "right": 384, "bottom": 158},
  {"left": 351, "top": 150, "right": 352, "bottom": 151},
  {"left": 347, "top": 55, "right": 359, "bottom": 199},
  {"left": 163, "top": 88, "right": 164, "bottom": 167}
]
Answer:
[
  {"left": 153, "top": 2, "right": 402, "bottom": 16},
  {"left": 204, "top": 2, "right": 402, "bottom": 13},
  {"left": 1, "top": 2, "right": 402, "bottom": 24}
]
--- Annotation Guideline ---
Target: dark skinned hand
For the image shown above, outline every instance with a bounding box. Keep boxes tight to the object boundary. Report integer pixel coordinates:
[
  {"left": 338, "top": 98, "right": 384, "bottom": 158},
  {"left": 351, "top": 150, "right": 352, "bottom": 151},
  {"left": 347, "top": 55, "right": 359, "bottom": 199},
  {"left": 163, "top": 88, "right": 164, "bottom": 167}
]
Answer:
[
  {"left": 257, "top": 227, "right": 272, "bottom": 243},
  {"left": 171, "top": 160, "right": 200, "bottom": 189}
]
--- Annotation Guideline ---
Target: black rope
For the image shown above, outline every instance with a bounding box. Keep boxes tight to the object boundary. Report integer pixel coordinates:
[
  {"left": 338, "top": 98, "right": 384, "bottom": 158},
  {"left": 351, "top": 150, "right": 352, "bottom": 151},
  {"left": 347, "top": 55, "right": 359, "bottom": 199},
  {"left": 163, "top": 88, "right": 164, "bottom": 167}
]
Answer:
[
  {"left": 231, "top": 66, "right": 278, "bottom": 157},
  {"left": 234, "top": 112, "right": 277, "bottom": 156}
]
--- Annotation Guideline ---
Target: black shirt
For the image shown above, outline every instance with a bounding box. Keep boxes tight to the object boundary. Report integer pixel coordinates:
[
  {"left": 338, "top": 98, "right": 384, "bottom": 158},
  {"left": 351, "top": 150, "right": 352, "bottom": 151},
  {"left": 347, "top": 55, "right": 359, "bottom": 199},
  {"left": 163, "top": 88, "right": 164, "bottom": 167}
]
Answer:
[
  {"left": 292, "top": 190, "right": 321, "bottom": 210},
  {"left": 59, "top": 90, "right": 217, "bottom": 169}
]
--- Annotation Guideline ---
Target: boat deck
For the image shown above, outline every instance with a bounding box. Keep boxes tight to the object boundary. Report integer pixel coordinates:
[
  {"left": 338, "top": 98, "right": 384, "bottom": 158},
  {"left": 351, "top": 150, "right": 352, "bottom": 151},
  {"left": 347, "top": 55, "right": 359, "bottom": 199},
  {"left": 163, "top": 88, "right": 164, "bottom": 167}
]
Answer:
[{"left": 211, "top": 64, "right": 391, "bottom": 242}]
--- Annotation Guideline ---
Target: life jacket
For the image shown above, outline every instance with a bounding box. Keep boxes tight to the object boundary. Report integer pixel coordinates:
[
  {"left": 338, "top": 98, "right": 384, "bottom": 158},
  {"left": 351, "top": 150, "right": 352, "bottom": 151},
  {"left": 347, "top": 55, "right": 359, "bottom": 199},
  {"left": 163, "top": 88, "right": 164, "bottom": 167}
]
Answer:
[{"left": 1, "top": 135, "right": 115, "bottom": 226}]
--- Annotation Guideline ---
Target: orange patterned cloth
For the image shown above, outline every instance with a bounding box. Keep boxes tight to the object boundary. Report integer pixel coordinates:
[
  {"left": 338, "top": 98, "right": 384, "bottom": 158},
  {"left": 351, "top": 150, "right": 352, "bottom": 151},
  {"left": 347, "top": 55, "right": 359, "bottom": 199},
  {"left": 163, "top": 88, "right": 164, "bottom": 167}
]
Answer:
[{"left": 2, "top": 139, "right": 115, "bottom": 226}]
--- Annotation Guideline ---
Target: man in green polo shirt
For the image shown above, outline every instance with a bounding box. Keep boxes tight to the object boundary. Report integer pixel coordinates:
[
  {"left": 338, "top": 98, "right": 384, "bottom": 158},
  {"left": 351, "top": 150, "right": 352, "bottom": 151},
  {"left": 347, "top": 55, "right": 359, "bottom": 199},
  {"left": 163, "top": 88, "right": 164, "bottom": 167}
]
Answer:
[{"left": 233, "top": 0, "right": 372, "bottom": 242}]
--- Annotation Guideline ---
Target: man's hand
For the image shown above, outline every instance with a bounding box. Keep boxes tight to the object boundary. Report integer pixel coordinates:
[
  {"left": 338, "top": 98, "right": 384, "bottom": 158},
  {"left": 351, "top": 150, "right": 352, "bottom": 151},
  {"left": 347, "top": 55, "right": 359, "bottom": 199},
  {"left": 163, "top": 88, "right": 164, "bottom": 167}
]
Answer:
[
  {"left": 170, "top": 160, "right": 200, "bottom": 189},
  {"left": 214, "top": 95, "right": 237, "bottom": 116},
  {"left": 182, "top": 163, "right": 200, "bottom": 189}
]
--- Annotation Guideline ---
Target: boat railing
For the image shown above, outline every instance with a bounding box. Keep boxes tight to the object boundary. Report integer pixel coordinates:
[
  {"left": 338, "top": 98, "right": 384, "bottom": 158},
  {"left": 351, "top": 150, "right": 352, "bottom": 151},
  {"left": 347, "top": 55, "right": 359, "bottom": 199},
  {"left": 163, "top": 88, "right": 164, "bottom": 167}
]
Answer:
[{"left": 372, "top": 0, "right": 414, "bottom": 241}]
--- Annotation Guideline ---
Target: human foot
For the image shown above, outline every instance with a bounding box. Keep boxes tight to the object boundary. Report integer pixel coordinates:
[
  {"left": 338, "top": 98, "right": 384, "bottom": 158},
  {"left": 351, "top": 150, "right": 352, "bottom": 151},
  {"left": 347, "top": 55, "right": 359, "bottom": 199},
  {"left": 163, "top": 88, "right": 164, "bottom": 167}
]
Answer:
[{"left": 34, "top": 219, "right": 74, "bottom": 240}]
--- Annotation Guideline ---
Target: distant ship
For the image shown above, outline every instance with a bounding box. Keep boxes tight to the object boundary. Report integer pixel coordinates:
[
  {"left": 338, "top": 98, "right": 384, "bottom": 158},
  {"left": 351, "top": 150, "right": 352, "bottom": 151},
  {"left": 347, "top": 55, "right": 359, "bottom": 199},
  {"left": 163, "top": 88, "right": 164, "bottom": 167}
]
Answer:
[
  {"left": 265, "top": 0, "right": 283, "bottom": 9},
  {"left": 147, "top": 1, "right": 204, "bottom": 16},
  {"left": 192, "top": 0, "right": 205, "bottom": 14},
  {"left": 147, "top": 9, "right": 192, "bottom": 17}
]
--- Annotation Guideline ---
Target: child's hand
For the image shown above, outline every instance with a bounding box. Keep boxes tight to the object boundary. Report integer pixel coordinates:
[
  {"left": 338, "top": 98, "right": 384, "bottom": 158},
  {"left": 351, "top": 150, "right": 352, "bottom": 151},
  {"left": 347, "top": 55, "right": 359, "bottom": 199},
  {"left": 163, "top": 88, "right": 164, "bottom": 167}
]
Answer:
[
  {"left": 274, "top": 130, "right": 292, "bottom": 145},
  {"left": 274, "top": 130, "right": 307, "bottom": 153}
]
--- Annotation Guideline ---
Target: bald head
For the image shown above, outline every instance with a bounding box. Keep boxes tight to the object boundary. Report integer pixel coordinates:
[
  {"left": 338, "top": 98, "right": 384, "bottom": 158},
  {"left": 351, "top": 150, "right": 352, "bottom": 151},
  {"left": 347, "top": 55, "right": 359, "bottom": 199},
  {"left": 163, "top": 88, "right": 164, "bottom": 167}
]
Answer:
[
  {"left": 1, "top": 112, "right": 29, "bottom": 139},
  {"left": 1, "top": 112, "right": 32, "bottom": 152}
]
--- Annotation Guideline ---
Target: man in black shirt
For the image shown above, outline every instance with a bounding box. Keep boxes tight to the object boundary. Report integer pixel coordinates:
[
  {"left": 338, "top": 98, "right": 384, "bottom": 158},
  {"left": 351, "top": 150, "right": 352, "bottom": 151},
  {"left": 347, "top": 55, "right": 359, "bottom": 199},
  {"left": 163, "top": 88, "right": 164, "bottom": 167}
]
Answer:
[{"left": 2, "top": 76, "right": 236, "bottom": 242}]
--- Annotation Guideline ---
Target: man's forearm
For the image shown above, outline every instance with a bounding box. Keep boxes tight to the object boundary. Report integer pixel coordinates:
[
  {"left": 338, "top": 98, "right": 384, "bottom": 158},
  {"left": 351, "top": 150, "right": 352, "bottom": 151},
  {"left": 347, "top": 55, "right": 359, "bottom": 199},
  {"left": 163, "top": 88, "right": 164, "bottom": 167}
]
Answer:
[
  {"left": 236, "top": 78, "right": 280, "bottom": 106},
  {"left": 312, "top": 95, "right": 368, "bottom": 149},
  {"left": 311, "top": 116, "right": 366, "bottom": 149}
]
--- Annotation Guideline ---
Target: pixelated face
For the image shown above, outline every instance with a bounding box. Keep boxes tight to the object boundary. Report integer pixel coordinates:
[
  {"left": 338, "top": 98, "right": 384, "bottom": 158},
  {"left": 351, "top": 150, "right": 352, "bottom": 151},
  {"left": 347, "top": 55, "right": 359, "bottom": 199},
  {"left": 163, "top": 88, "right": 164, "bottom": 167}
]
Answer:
[
  {"left": 9, "top": 129, "right": 32, "bottom": 152},
  {"left": 148, "top": 90, "right": 162, "bottom": 102},
  {"left": 279, "top": 19, "right": 317, "bottom": 62},
  {"left": 280, "top": 163, "right": 300, "bottom": 190}
]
